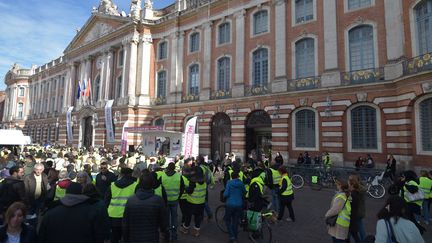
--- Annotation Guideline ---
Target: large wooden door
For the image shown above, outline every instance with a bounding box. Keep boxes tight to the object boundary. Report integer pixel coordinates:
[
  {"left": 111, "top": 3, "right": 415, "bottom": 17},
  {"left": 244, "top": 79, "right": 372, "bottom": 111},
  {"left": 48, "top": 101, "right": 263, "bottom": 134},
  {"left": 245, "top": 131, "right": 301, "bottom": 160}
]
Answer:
[
  {"left": 211, "top": 113, "right": 231, "bottom": 161},
  {"left": 246, "top": 110, "right": 272, "bottom": 159},
  {"left": 83, "top": 116, "right": 93, "bottom": 148}
]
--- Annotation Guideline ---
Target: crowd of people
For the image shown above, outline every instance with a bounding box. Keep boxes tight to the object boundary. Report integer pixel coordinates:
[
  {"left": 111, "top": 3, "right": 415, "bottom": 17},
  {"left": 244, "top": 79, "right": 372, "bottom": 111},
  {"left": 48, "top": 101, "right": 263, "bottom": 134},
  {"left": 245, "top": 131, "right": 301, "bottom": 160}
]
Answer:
[{"left": 0, "top": 144, "right": 430, "bottom": 243}]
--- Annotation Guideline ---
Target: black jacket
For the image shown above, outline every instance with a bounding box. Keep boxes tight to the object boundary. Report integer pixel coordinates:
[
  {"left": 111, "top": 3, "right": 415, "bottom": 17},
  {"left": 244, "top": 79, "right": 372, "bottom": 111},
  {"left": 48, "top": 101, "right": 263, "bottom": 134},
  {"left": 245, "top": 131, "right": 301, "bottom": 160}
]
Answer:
[
  {"left": 0, "top": 177, "right": 26, "bottom": 212},
  {"left": 38, "top": 194, "right": 110, "bottom": 243},
  {"left": 95, "top": 171, "right": 117, "bottom": 197},
  {"left": 122, "top": 189, "right": 169, "bottom": 243},
  {"left": 0, "top": 223, "right": 37, "bottom": 243}
]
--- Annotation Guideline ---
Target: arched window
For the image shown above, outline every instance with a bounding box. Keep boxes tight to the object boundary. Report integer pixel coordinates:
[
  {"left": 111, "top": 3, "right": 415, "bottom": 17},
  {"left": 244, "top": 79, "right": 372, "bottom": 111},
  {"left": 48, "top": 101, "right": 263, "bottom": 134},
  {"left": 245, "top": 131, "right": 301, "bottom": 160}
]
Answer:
[
  {"left": 17, "top": 103, "right": 23, "bottom": 119},
  {"left": 189, "top": 64, "right": 199, "bottom": 95},
  {"left": 295, "top": 38, "right": 315, "bottom": 78},
  {"left": 157, "top": 71, "right": 167, "bottom": 98},
  {"left": 252, "top": 48, "right": 268, "bottom": 86},
  {"left": 419, "top": 97, "right": 432, "bottom": 151},
  {"left": 217, "top": 57, "right": 230, "bottom": 91},
  {"left": 349, "top": 25, "right": 374, "bottom": 71},
  {"left": 295, "top": 109, "right": 316, "bottom": 148},
  {"left": 351, "top": 106, "right": 377, "bottom": 149},
  {"left": 253, "top": 10, "right": 268, "bottom": 35},
  {"left": 190, "top": 32, "right": 200, "bottom": 52},
  {"left": 154, "top": 118, "right": 165, "bottom": 128},
  {"left": 218, "top": 22, "right": 231, "bottom": 44},
  {"left": 93, "top": 76, "right": 101, "bottom": 104},
  {"left": 415, "top": 0, "right": 432, "bottom": 55}
]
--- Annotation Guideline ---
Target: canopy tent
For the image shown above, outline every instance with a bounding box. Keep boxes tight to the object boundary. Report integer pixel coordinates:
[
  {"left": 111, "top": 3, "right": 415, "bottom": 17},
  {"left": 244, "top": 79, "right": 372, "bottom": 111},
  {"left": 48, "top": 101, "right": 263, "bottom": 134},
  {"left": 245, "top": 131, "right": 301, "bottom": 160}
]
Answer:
[{"left": 0, "top": 130, "right": 31, "bottom": 145}]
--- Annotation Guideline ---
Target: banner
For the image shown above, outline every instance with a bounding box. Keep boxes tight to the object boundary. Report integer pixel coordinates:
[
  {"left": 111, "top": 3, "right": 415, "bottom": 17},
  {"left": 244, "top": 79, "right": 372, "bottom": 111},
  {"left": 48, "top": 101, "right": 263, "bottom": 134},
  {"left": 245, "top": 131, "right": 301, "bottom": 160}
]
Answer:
[
  {"left": 104, "top": 100, "right": 115, "bottom": 143},
  {"left": 183, "top": 116, "right": 197, "bottom": 158},
  {"left": 124, "top": 126, "right": 163, "bottom": 133},
  {"left": 66, "top": 107, "right": 74, "bottom": 144},
  {"left": 121, "top": 121, "right": 128, "bottom": 156}
]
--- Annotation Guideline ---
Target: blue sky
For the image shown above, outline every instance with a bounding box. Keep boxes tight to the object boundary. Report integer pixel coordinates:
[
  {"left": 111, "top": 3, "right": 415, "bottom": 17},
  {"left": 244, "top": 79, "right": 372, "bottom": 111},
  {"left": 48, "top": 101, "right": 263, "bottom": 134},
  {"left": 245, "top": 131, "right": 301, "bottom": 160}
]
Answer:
[{"left": 0, "top": 0, "right": 175, "bottom": 90}]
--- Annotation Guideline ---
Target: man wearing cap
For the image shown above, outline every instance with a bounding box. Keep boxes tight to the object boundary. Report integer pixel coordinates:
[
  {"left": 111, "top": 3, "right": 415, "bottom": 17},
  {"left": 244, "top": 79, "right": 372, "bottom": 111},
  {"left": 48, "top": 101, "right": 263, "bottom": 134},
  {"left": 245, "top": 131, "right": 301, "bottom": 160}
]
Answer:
[
  {"left": 39, "top": 182, "right": 110, "bottom": 243},
  {"left": 105, "top": 167, "right": 138, "bottom": 243}
]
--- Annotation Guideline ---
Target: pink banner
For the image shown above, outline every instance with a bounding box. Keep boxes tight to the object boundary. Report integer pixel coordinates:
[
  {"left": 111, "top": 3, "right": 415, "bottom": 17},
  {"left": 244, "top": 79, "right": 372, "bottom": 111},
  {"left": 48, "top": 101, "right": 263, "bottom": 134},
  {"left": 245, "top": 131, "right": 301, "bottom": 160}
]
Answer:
[
  {"left": 183, "top": 117, "right": 197, "bottom": 158},
  {"left": 124, "top": 126, "right": 163, "bottom": 132},
  {"left": 121, "top": 121, "right": 128, "bottom": 155}
]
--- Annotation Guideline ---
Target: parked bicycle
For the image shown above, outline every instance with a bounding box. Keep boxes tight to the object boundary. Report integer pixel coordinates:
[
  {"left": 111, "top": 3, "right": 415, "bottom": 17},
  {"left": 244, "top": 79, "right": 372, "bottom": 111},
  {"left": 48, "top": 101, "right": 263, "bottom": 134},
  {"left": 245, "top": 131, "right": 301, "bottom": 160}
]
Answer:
[
  {"left": 364, "top": 170, "right": 398, "bottom": 199},
  {"left": 215, "top": 203, "right": 274, "bottom": 243}
]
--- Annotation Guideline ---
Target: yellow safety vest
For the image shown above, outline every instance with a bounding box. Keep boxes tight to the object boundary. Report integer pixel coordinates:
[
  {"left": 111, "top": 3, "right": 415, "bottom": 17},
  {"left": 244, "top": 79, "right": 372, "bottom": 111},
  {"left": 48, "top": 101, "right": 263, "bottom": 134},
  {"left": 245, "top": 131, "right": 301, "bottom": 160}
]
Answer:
[
  {"left": 334, "top": 193, "right": 351, "bottom": 228},
  {"left": 403, "top": 180, "right": 423, "bottom": 206},
  {"left": 419, "top": 176, "right": 432, "bottom": 199},
  {"left": 161, "top": 172, "right": 181, "bottom": 202},
  {"left": 155, "top": 171, "right": 163, "bottom": 197},
  {"left": 270, "top": 168, "right": 281, "bottom": 185},
  {"left": 180, "top": 176, "right": 189, "bottom": 200},
  {"left": 108, "top": 181, "right": 138, "bottom": 218},
  {"left": 187, "top": 182, "right": 207, "bottom": 204},
  {"left": 279, "top": 175, "right": 293, "bottom": 196},
  {"left": 246, "top": 176, "right": 264, "bottom": 199},
  {"left": 54, "top": 186, "right": 66, "bottom": 200}
]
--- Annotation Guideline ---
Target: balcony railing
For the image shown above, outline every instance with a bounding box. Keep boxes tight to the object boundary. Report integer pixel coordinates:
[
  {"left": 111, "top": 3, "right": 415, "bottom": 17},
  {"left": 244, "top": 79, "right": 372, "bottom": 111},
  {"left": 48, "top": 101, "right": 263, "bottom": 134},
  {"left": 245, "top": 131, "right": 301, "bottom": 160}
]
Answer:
[
  {"left": 288, "top": 76, "right": 321, "bottom": 91},
  {"left": 245, "top": 83, "right": 270, "bottom": 96},
  {"left": 341, "top": 67, "right": 384, "bottom": 85},
  {"left": 210, "top": 89, "right": 231, "bottom": 100},
  {"left": 181, "top": 93, "right": 200, "bottom": 103},
  {"left": 151, "top": 97, "right": 167, "bottom": 105},
  {"left": 403, "top": 52, "right": 432, "bottom": 76}
]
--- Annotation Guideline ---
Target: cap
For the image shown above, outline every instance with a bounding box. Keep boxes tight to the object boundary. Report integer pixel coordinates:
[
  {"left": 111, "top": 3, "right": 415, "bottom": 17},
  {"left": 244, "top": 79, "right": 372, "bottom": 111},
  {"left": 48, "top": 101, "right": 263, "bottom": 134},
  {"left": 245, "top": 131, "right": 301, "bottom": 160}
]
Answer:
[{"left": 65, "top": 182, "right": 82, "bottom": 195}]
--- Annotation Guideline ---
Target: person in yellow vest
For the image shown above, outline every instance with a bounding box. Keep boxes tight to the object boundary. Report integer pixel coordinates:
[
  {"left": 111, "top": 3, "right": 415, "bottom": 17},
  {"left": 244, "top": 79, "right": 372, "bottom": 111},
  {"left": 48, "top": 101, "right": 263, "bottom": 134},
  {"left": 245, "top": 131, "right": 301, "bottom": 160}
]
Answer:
[
  {"left": 53, "top": 170, "right": 72, "bottom": 201},
  {"left": 400, "top": 171, "right": 423, "bottom": 222},
  {"left": 198, "top": 155, "right": 215, "bottom": 221},
  {"left": 180, "top": 166, "right": 207, "bottom": 237},
  {"left": 323, "top": 152, "right": 332, "bottom": 170},
  {"left": 268, "top": 161, "right": 282, "bottom": 214},
  {"left": 179, "top": 158, "right": 193, "bottom": 227},
  {"left": 161, "top": 162, "right": 184, "bottom": 242},
  {"left": 325, "top": 179, "right": 351, "bottom": 242},
  {"left": 419, "top": 170, "right": 432, "bottom": 224},
  {"left": 246, "top": 168, "right": 267, "bottom": 212},
  {"left": 105, "top": 167, "right": 137, "bottom": 243},
  {"left": 277, "top": 166, "right": 295, "bottom": 222},
  {"left": 153, "top": 169, "right": 167, "bottom": 202}
]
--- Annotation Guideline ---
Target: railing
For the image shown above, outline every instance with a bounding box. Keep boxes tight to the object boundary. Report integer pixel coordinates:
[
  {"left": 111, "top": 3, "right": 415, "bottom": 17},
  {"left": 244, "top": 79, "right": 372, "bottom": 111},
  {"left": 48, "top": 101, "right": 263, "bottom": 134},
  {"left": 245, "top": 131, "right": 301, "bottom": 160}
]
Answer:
[
  {"left": 288, "top": 76, "right": 321, "bottom": 91},
  {"left": 181, "top": 93, "right": 200, "bottom": 103},
  {"left": 341, "top": 67, "right": 384, "bottom": 85},
  {"left": 244, "top": 83, "right": 270, "bottom": 96},
  {"left": 151, "top": 97, "right": 167, "bottom": 105},
  {"left": 403, "top": 52, "right": 432, "bottom": 76},
  {"left": 210, "top": 89, "right": 231, "bottom": 100}
]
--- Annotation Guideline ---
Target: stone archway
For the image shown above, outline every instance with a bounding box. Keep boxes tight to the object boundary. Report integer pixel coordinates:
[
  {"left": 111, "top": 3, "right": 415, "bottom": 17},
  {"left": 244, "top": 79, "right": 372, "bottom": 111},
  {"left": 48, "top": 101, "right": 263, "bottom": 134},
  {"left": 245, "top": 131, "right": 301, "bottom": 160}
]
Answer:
[
  {"left": 78, "top": 106, "right": 96, "bottom": 148},
  {"left": 245, "top": 110, "right": 272, "bottom": 160},
  {"left": 211, "top": 112, "right": 231, "bottom": 161}
]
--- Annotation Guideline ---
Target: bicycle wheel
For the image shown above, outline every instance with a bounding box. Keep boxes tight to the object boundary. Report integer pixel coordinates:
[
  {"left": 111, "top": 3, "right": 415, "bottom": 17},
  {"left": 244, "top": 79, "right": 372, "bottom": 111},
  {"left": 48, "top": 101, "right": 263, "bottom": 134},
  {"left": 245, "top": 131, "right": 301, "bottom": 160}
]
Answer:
[
  {"left": 291, "top": 174, "right": 304, "bottom": 189},
  {"left": 367, "top": 184, "right": 386, "bottom": 199},
  {"left": 249, "top": 220, "right": 272, "bottom": 243},
  {"left": 215, "top": 205, "right": 228, "bottom": 233}
]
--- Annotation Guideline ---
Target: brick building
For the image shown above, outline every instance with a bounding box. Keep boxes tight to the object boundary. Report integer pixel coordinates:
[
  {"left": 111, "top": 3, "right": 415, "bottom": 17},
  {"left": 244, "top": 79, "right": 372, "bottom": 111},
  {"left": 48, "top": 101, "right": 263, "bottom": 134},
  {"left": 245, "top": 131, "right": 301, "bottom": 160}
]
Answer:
[{"left": 2, "top": 0, "right": 432, "bottom": 169}]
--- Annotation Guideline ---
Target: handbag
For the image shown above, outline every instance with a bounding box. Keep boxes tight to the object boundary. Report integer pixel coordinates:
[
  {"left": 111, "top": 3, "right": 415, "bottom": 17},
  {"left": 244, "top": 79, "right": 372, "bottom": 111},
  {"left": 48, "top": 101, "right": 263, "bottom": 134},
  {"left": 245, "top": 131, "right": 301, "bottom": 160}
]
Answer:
[
  {"left": 325, "top": 198, "right": 347, "bottom": 226},
  {"left": 247, "top": 210, "right": 262, "bottom": 231},
  {"left": 405, "top": 189, "right": 424, "bottom": 202},
  {"left": 385, "top": 219, "right": 399, "bottom": 243}
]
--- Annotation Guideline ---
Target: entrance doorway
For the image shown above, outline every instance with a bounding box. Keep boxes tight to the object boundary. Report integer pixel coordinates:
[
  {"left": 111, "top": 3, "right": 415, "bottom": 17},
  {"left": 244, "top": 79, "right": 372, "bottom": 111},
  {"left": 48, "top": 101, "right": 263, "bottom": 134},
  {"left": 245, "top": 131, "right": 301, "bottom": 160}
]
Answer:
[
  {"left": 245, "top": 110, "right": 272, "bottom": 160},
  {"left": 211, "top": 112, "right": 231, "bottom": 162},
  {"left": 83, "top": 116, "right": 93, "bottom": 148}
]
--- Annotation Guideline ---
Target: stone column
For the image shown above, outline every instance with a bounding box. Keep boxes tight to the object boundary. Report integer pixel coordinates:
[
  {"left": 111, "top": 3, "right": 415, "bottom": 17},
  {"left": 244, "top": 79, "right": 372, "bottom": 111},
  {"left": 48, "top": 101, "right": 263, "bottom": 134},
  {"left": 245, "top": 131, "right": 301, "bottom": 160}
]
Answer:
[
  {"left": 127, "top": 34, "right": 139, "bottom": 105},
  {"left": 176, "top": 31, "right": 184, "bottom": 100},
  {"left": 168, "top": 31, "right": 184, "bottom": 104},
  {"left": 321, "top": 0, "right": 341, "bottom": 87},
  {"left": 233, "top": 10, "right": 246, "bottom": 97},
  {"left": 138, "top": 34, "right": 152, "bottom": 105},
  {"left": 55, "top": 76, "right": 61, "bottom": 112},
  {"left": 273, "top": 0, "right": 287, "bottom": 92},
  {"left": 10, "top": 86, "right": 17, "bottom": 119},
  {"left": 384, "top": 0, "right": 404, "bottom": 80},
  {"left": 98, "top": 52, "right": 107, "bottom": 107},
  {"left": 120, "top": 40, "right": 128, "bottom": 101},
  {"left": 201, "top": 21, "right": 212, "bottom": 101},
  {"left": 104, "top": 48, "right": 114, "bottom": 101},
  {"left": 169, "top": 33, "right": 178, "bottom": 96}
]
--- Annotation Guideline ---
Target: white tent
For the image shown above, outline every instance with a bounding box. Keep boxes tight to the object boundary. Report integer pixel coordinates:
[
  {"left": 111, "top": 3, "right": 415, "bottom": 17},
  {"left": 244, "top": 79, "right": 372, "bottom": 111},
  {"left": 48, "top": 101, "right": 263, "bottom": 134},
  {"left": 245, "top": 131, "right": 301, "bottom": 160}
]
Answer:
[{"left": 0, "top": 129, "right": 31, "bottom": 145}]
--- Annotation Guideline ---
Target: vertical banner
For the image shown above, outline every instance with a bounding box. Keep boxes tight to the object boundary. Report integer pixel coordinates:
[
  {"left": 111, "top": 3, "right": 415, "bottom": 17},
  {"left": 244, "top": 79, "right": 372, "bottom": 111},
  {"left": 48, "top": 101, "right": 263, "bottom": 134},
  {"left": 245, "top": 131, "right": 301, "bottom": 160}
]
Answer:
[
  {"left": 183, "top": 116, "right": 197, "bottom": 158},
  {"left": 121, "top": 121, "right": 129, "bottom": 156},
  {"left": 66, "top": 107, "right": 74, "bottom": 144},
  {"left": 104, "top": 100, "right": 115, "bottom": 143}
]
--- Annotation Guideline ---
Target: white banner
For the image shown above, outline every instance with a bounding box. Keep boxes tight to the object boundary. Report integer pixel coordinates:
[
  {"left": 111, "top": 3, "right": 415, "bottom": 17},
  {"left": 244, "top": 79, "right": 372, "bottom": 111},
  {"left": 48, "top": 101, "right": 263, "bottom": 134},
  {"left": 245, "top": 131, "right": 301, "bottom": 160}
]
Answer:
[
  {"left": 66, "top": 107, "right": 74, "bottom": 144},
  {"left": 104, "top": 100, "right": 115, "bottom": 143},
  {"left": 183, "top": 116, "right": 197, "bottom": 158},
  {"left": 121, "top": 121, "right": 129, "bottom": 156}
]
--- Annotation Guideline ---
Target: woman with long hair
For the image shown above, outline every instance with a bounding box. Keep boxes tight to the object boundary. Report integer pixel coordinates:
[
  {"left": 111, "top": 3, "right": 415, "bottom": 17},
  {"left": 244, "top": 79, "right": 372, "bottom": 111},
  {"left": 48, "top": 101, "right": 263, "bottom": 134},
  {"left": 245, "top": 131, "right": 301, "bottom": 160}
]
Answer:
[
  {"left": 325, "top": 179, "right": 351, "bottom": 243},
  {"left": 348, "top": 175, "right": 366, "bottom": 243},
  {"left": 374, "top": 196, "right": 424, "bottom": 243},
  {"left": 0, "top": 202, "right": 37, "bottom": 243}
]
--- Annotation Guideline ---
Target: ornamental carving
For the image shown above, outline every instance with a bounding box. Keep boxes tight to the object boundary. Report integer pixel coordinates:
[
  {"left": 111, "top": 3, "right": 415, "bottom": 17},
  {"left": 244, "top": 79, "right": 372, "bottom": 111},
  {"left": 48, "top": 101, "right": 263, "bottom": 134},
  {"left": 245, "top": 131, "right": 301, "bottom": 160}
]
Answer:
[
  {"left": 83, "top": 23, "right": 114, "bottom": 44},
  {"left": 299, "top": 98, "right": 308, "bottom": 106},
  {"left": 356, "top": 92, "right": 367, "bottom": 102},
  {"left": 98, "top": 0, "right": 119, "bottom": 16},
  {"left": 422, "top": 82, "right": 432, "bottom": 93}
]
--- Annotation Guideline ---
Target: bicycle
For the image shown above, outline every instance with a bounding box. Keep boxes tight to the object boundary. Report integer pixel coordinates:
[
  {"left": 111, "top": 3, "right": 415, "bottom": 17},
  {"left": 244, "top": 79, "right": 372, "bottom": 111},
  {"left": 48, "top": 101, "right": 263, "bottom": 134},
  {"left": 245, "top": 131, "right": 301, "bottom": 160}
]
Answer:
[
  {"left": 309, "top": 166, "right": 338, "bottom": 190},
  {"left": 215, "top": 203, "right": 274, "bottom": 243},
  {"left": 365, "top": 170, "right": 398, "bottom": 199}
]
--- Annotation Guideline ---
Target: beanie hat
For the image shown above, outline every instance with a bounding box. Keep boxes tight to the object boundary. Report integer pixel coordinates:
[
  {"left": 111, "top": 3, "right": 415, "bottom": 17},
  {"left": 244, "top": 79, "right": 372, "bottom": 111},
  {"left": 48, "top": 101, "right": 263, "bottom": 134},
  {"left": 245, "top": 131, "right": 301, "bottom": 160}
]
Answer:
[{"left": 66, "top": 182, "right": 82, "bottom": 195}]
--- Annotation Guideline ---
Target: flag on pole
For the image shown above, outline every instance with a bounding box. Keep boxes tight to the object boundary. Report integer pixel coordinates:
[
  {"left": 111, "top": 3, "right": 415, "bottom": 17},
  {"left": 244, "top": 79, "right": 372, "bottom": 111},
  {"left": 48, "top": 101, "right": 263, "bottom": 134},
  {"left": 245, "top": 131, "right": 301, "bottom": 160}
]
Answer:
[
  {"left": 85, "top": 78, "right": 91, "bottom": 98},
  {"left": 76, "top": 81, "right": 81, "bottom": 99},
  {"left": 81, "top": 79, "right": 86, "bottom": 98}
]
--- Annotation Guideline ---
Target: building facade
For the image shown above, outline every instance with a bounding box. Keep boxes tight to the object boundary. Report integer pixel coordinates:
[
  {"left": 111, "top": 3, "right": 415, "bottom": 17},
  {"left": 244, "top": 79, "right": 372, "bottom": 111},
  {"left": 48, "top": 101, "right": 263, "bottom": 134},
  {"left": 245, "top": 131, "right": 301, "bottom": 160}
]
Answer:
[{"left": 2, "top": 0, "right": 432, "bottom": 169}]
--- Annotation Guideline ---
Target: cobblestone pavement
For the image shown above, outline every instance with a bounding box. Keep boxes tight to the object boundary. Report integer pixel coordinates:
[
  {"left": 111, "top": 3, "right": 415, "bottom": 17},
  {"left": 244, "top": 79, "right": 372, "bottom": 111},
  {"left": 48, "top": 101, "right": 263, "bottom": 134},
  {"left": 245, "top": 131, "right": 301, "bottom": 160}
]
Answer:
[{"left": 177, "top": 183, "right": 432, "bottom": 243}]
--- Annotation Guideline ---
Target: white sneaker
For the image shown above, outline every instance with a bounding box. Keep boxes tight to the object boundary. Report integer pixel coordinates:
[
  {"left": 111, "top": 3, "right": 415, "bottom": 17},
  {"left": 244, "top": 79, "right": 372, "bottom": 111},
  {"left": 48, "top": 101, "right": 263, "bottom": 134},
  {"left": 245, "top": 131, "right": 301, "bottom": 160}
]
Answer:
[{"left": 285, "top": 218, "right": 293, "bottom": 222}]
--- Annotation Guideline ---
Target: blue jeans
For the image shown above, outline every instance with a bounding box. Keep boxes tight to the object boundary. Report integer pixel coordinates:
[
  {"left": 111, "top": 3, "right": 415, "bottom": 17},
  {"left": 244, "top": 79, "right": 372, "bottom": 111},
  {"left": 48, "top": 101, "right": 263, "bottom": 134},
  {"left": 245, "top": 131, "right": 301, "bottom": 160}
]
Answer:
[
  {"left": 224, "top": 206, "right": 242, "bottom": 240},
  {"left": 357, "top": 218, "right": 366, "bottom": 241},
  {"left": 271, "top": 187, "right": 280, "bottom": 213},
  {"left": 204, "top": 188, "right": 213, "bottom": 218},
  {"left": 167, "top": 201, "right": 179, "bottom": 240},
  {"left": 423, "top": 199, "right": 431, "bottom": 222}
]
